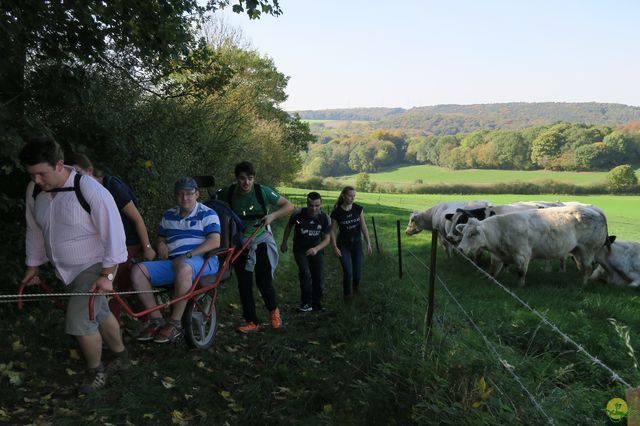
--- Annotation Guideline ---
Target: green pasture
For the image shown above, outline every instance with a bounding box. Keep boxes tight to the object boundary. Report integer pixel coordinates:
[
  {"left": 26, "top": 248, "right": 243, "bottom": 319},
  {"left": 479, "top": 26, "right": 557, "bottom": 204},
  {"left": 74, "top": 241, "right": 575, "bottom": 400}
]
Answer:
[
  {"left": 282, "top": 187, "right": 640, "bottom": 241},
  {"left": 339, "top": 164, "right": 627, "bottom": 186}
]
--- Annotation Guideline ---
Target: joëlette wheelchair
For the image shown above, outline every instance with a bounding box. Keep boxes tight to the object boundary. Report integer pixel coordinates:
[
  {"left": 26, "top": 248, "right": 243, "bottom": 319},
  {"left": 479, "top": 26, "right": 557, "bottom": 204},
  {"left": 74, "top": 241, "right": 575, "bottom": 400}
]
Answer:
[{"left": 18, "top": 176, "right": 261, "bottom": 350}]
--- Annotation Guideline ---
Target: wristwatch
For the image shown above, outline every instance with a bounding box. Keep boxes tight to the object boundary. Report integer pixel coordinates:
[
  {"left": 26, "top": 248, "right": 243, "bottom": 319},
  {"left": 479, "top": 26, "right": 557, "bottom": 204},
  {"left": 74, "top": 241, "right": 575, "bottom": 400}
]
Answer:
[
  {"left": 185, "top": 251, "right": 193, "bottom": 259},
  {"left": 101, "top": 272, "right": 115, "bottom": 281}
]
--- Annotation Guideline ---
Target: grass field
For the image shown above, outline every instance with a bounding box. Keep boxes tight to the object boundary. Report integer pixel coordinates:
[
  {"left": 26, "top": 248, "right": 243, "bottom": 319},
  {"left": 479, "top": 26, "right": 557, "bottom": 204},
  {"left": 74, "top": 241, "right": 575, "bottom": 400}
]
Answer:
[
  {"left": 2, "top": 189, "right": 640, "bottom": 424},
  {"left": 338, "top": 164, "right": 640, "bottom": 186},
  {"left": 282, "top": 188, "right": 640, "bottom": 240}
]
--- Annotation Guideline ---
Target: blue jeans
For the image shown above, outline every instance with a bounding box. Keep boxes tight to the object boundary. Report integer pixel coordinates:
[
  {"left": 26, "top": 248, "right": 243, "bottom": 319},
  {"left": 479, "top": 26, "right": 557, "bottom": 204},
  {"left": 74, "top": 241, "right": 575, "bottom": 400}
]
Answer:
[{"left": 338, "top": 239, "right": 363, "bottom": 296}]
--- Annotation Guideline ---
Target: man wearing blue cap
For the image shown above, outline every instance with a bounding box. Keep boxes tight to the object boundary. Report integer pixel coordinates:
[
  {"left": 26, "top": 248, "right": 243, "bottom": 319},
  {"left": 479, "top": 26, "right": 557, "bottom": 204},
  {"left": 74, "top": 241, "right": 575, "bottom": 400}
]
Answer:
[{"left": 131, "top": 177, "right": 221, "bottom": 343}]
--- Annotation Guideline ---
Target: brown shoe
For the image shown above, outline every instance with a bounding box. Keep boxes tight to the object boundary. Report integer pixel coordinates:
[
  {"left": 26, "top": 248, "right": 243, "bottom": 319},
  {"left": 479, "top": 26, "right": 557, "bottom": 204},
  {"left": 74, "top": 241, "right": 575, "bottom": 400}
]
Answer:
[
  {"left": 136, "top": 319, "right": 164, "bottom": 341},
  {"left": 153, "top": 320, "right": 183, "bottom": 343}
]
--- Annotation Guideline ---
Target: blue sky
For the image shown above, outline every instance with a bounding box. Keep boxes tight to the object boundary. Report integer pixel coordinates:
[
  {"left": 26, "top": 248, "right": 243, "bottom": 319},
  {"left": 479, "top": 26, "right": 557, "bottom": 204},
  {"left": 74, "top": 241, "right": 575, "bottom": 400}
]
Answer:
[{"left": 219, "top": 0, "right": 640, "bottom": 111}]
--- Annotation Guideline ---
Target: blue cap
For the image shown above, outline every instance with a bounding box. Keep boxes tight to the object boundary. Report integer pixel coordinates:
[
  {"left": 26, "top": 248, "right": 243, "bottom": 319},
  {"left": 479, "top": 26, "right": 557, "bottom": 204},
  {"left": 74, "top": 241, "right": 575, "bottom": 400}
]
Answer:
[{"left": 174, "top": 177, "right": 198, "bottom": 192}]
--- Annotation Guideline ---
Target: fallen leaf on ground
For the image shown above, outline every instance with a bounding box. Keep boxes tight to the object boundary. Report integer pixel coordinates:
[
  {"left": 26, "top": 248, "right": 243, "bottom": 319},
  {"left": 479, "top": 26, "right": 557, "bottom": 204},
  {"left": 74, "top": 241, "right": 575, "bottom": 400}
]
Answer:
[
  {"left": 161, "top": 377, "right": 176, "bottom": 389},
  {"left": 12, "top": 340, "right": 24, "bottom": 352},
  {"left": 171, "top": 409, "right": 193, "bottom": 425}
]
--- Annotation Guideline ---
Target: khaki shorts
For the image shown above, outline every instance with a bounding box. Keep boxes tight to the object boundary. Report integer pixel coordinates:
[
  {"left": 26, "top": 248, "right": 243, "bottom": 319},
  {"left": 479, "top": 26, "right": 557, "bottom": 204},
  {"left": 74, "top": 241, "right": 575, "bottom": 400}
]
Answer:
[{"left": 65, "top": 263, "right": 110, "bottom": 336}]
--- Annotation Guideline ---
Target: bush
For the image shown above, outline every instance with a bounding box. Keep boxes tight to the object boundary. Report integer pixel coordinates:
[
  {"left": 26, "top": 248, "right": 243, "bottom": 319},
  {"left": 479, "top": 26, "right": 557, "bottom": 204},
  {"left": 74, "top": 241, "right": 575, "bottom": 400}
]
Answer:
[
  {"left": 292, "top": 176, "right": 325, "bottom": 190},
  {"left": 607, "top": 165, "right": 639, "bottom": 193},
  {"left": 355, "top": 173, "right": 372, "bottom": 192}
]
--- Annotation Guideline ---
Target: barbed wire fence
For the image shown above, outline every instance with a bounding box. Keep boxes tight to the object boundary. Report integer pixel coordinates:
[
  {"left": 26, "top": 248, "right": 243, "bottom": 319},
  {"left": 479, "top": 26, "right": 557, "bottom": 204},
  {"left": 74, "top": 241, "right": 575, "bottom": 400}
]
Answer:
[
  {"left": 387, "top": 218, "right": 634, "bottom": 423},
  {"left": 407, "top": 249, "right": 556, "bottom": 424}
]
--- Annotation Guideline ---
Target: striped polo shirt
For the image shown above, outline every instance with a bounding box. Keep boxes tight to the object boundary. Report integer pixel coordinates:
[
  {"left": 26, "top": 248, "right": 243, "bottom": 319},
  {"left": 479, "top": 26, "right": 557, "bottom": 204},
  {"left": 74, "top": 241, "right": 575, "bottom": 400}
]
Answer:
[{"left": 158, "top": 202, "right": 221, "bottom": 256}]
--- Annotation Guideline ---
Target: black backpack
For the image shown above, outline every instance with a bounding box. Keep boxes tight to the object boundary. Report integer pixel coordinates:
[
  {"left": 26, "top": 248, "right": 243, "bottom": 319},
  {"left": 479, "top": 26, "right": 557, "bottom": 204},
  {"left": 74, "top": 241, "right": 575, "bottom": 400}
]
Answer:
[
  {"left": 217, "top": 183, "right": 268, "bottom": 221},
  {"left": 32, "top": 174, "right": 91, "bottom": 213}
]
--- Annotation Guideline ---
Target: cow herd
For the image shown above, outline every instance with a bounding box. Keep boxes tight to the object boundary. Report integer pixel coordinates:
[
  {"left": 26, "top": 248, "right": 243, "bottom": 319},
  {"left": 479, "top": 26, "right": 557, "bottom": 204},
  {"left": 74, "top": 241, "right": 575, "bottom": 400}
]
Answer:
[{"left": 405, "top": 200, "right": 640, "bottom": 288}]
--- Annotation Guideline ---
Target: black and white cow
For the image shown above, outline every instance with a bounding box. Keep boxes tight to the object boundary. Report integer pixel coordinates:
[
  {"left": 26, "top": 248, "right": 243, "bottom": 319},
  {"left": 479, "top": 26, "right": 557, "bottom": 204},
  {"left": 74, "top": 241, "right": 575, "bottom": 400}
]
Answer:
[{"left": 405, "top": 200, "right": 489, "bottom": 256}]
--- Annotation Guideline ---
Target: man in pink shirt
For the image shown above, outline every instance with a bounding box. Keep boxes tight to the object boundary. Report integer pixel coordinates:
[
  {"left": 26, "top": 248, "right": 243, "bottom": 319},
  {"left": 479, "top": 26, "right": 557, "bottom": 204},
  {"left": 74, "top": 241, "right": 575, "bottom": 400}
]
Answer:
[{"left": 19, "top": 137, "right": 130, "bottom": 394}]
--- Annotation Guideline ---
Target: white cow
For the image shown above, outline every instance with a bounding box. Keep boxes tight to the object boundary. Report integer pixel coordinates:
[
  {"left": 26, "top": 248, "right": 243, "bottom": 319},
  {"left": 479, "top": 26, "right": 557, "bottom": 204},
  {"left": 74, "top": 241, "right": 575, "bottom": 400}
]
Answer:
[
  {"left": 444, "top": 202, "right": 548, "bottom": 243},
  {"left": 444, "top": 201, "right": 579, "bottom": 272},
  {"left": 456, "top": 205, "right": 609, "bottom": 287},
  {"left": 405, "top": 200, "right": 489, "bottom": 256},
  {"left": 590, "top": 237, "right": 640, "bottom": 288}
]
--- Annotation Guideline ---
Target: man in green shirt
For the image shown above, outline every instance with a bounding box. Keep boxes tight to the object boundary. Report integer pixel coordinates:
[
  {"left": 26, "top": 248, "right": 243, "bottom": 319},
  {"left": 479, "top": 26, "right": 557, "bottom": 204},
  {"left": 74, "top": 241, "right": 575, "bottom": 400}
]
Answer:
[{"left": 220, "top": 161, "right": 294, "bottom": 333}]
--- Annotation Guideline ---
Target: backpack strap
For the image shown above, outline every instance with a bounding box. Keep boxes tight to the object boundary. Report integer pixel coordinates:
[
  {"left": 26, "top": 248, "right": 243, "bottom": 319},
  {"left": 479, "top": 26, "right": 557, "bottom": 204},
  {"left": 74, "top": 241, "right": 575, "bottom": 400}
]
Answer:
[
  {"left": 33, "top": 174, "right": 91, "bottom": 214},
  {"left": 73, "top": 174, "right": 91, "bottom": 214},
  {"left": 253, "top": 183, "right": 267, "bottom": 214},
  {"left": 223, "top": 183, "right": 269, "bottom": 220}
]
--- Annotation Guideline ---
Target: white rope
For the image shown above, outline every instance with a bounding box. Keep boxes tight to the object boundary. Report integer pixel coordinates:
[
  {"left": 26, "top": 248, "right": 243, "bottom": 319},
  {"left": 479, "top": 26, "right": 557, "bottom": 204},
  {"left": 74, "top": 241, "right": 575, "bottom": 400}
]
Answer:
[
  {"left": 0, "top": 289, "right": 161, "bottom": 299},
  {"left": 408, "top": 250, "right": 555, "bottom": 425}
]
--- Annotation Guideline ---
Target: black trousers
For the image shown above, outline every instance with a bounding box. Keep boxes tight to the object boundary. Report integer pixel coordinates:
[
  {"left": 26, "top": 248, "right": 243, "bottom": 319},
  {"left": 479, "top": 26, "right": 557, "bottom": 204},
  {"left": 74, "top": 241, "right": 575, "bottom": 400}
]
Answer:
[
  {"left": 293, "top": 249, "right": 324, "bottom": 307},
  {"left": 234, "top": 243, "right": 277, "bottom": 323}
]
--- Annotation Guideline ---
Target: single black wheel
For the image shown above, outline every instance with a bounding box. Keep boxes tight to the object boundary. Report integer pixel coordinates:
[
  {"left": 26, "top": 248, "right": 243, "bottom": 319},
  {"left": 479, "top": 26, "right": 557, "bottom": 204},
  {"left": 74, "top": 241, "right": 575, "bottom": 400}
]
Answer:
[{"left": 183, "top": 292, "right": 218, "bottom": 350}]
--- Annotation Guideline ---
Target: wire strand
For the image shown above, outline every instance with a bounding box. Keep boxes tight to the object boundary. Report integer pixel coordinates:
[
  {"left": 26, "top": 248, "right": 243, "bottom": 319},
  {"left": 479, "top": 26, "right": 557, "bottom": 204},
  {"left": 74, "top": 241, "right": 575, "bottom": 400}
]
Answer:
[{"left": 408, "top": 249, "right": 555, "bottom": 424}]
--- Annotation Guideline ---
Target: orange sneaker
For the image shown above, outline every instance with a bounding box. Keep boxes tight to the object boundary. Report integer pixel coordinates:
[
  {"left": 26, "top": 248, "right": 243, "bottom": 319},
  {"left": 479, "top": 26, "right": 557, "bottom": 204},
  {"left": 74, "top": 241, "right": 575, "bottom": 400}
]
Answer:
[
  {"left": 236, "top": 322, "right": 259, "bottom": 333},
  {"left": 269, "top": 308, "right": 282, "bottom": 329}
]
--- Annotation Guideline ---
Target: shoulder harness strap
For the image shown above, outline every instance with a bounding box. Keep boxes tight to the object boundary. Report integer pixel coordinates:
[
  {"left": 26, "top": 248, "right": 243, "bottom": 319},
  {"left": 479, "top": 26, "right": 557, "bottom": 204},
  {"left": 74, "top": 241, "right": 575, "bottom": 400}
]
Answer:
[{"left": 33, "top": 174, "right": 90, "bottom": 214}]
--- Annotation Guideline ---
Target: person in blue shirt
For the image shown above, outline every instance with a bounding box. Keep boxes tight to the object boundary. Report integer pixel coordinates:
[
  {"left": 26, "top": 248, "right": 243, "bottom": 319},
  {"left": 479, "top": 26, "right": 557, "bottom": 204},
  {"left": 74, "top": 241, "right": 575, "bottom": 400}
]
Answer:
[
  {"left": 69, "top": 153, "right": 155, "bottom": 322},
  {"left": 131, "top": 177, "right": 221, "bottom": 343}
]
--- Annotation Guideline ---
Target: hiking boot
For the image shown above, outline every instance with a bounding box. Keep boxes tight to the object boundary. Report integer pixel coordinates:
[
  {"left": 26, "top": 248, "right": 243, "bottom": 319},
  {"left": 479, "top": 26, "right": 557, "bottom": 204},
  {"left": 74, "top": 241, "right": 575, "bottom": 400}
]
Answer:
[
  {"left": 297, "top": 304, "right": 313, "bottom": 313},
  {"left": 105, "top": 350, "right": 131, "bottom": 374},
  {"left": 136, "top": 318, "right": 164, "bottom": 341},
  {"left": 270, "top": 308, "right": 282, "bottom": 329},
  {"left": 79, "top": 364, "right": 107, "bottom": 395},
  {"left": 153, "top": 320, "right": 183, "bottom": 344},
  {"left": 236, "top": 322, "right": 259, "bottom": 333}
]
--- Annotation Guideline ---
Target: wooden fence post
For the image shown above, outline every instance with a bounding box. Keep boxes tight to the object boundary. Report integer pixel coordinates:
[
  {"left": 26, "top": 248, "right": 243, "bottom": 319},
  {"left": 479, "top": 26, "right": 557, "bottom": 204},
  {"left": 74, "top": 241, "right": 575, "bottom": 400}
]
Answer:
[
  {"left": 371, "top": 216, "right": 380, "bottom": 254},
  {"left": 626, "top": 388, "right": 640, "bottom": 425},
  {"left": 396, "top": 219, "right": 402, "bottom": 279},
  {"left": 426, "top": 229, "right": 438, "bottom": 336}
]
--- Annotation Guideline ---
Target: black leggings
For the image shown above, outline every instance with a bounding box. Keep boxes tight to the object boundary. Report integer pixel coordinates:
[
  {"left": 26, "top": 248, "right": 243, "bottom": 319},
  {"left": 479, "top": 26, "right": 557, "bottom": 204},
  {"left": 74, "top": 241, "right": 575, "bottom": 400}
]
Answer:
[{"left": 234, "top": 243, "right": 277, "bottom": 323}]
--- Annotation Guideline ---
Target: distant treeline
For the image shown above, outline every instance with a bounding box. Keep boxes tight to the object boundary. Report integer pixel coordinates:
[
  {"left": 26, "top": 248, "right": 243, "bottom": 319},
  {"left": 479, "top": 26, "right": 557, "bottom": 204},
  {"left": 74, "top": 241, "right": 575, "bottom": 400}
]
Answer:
[
  {"left": 294, "top": 102, "right": 640, "bottom": 134},
  {"left": 293, "top": 175, "right": 613, "bottom": 196},
  {"left": 302, "top": 122, "right": 640, "bottom": 177}
]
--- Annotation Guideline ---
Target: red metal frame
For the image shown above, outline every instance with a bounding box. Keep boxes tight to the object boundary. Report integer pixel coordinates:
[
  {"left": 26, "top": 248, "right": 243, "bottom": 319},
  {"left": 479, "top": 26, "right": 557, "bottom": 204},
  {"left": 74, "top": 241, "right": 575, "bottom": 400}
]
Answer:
[
  {"left": 17, "top": 224, "right": 265, "bottom": 324},
  {"left": 88, "top": 224, "right": 264, "bottom": 320}
]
